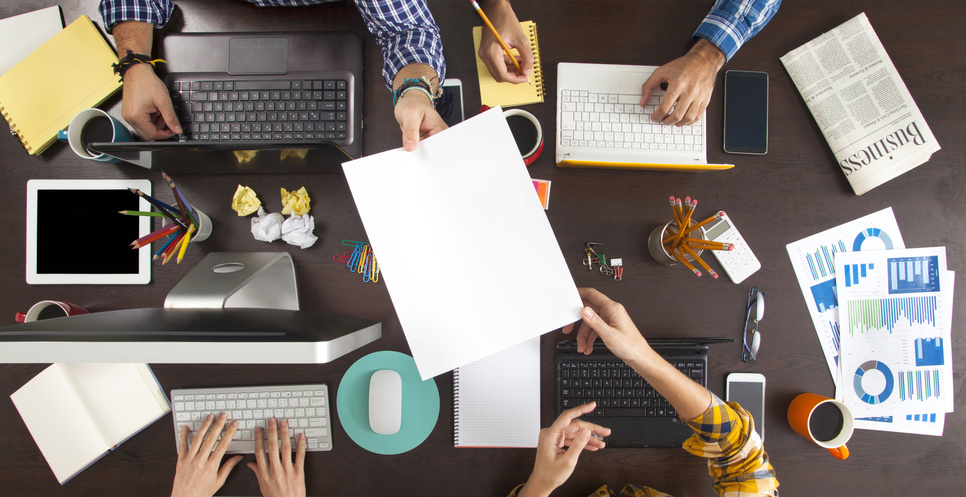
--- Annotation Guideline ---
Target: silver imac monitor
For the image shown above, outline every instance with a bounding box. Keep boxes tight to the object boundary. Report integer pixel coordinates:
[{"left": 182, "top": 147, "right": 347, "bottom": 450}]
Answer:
[{"left": 0, "top": 252, "right": 381, "bottom": 363}]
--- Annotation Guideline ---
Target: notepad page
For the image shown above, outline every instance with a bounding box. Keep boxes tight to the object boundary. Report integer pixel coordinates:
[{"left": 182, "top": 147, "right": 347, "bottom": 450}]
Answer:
[
  {"left": 454, "top": 337, "right": 540, "bottom": 447},
  {"left": 473, "top": 20, "right": 545, "bottom": 107},
  {"left": 0, "top": 15, "right": 121, "bottom": 154},
  {"left": 11, "top": 364, "right": 112, "bottom": 484},
  {"left": 64, "top": 363, "right": 170, "bottom": 447},
  {"left": 0, "top": 6, "right": 64, "bottom": 75}
]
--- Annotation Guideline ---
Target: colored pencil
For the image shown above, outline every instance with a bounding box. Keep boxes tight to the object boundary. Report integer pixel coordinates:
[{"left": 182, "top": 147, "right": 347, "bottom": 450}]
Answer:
[
  {"left": 176, "top": 224, "right": 195, "bottom": 264},
  {"left": 160, "top": 172, "right": 197, "bottom": 226},
  {"left": 131, "top": 222, "right": 181, "bottom": 248},
  {"left": 153, "top": 232, "right": 181, "bottom": 260},
  {"left": 130, "top": 188, "right": 190, "bottom": 231},
  {"left": 119, "top": 210, "right": 180, "bottom": 218},
  {"left": 162, "top": 231, "right": 186, "bottom": 265}
]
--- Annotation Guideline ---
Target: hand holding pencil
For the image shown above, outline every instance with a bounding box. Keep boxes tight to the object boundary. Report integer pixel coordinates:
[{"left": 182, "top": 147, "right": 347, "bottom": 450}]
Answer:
[{"left": 472, "top": 0, "right": 533, "bottom": 85}]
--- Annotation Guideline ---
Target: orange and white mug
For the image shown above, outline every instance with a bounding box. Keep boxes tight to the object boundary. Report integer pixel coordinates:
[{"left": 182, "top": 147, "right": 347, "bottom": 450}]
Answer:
[{"left": 787, "top": 393, "right": 854, "bottom": 460}]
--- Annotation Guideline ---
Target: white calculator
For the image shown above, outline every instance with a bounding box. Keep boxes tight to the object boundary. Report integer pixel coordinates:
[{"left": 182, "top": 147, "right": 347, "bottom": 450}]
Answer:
[{"left": 703, "top": 211, "right": 760, "bottom": 284}]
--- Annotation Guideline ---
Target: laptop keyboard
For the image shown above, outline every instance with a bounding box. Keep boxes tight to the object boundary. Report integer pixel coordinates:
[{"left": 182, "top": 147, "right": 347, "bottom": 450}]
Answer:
[
  {"left": 169, "top": 79, "right": 349, "bottom": 142},
  {"left": 558, "top": 359, "right": 705, "bottom": 419},
  {"left": 558, "top": 90, "right": 703, "bottom": 151}
]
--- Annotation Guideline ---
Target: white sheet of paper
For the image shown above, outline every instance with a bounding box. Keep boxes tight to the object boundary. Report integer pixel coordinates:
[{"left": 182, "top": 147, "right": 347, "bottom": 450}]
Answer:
[
  {"left": 0, "top": 7, "right": 63, "bottom": 75},
  {"left": 343, "top": 107, "right": 582, "bottom": 379}
]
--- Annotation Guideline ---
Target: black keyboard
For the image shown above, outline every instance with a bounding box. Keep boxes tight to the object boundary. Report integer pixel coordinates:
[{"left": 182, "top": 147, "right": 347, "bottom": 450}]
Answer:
[
  {"left": 557, "top": 359, "right": 705, "bottom": 419},
  {"left": 169, "top": 79, "right": 350, "bottom": 142}
]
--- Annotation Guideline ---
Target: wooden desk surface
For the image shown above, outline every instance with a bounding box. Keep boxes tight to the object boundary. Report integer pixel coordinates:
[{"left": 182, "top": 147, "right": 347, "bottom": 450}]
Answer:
[{"left": 0, "top": 1, "right": 962, "bottom": 495}]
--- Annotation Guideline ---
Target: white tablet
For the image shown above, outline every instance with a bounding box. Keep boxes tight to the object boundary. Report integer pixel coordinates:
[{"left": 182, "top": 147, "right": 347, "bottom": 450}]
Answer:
[{"left": 26, "top": 179, "right": 152, "bottom": 284}]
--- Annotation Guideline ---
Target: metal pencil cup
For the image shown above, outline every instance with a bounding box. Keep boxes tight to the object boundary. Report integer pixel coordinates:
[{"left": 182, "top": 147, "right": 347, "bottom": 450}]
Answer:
[
  {"left": 163, "top": 209, "right": 212, "bottom": 242},
  {"left": 647, "top": 220, "right": 707, "bottom": 266}
]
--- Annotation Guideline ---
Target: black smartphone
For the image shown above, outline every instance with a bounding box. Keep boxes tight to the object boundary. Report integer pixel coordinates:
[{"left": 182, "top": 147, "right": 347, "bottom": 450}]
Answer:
[
  {"left": 723, "top": 70, "right": 769, "bottom": 155},
  {"left": 437, "top": 78, "right": 465, "bottom": 127}
]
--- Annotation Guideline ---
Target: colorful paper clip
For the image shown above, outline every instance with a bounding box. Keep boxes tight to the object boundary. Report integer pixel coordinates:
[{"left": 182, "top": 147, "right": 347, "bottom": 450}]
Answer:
[{"left": 337, "top": 239, "right": 380, "bottom": 283}]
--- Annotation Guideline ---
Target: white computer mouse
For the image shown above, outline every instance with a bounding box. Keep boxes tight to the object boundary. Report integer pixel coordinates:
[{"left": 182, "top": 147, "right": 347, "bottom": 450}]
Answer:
[{"left": 368, "top": 369, "right": 402, "bottom": 435}]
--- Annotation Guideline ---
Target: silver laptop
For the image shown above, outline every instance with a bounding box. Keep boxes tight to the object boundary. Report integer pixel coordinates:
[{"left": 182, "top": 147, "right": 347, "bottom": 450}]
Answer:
[{"left": 555, "top": 62, "right": 730, "bottom": 171}]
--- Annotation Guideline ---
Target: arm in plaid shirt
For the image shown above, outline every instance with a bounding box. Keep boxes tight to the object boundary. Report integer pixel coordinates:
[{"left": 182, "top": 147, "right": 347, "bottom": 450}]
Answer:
[
  {"left": 98, "top": 0, "right": 445, "bottom": 91},
  {"left": 508, "top": 395, "right": 778, "bottom": 497},
  {"left": 693, "top": 0, "right": 782, "bottom": 62}
]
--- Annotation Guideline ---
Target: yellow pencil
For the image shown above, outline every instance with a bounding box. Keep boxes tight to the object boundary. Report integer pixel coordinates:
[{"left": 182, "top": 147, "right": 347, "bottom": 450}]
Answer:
[
  {"left": 176, "top": 224, "right": 195, "bottom": 264},
  {"left": 471, "top": 0, "right": 530, "bottom": 85}
]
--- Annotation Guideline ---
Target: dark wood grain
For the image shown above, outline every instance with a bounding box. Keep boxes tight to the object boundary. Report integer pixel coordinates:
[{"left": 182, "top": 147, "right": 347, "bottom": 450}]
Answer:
[{"left": 0, "top": 1, "right": 963, "bottom": 495}]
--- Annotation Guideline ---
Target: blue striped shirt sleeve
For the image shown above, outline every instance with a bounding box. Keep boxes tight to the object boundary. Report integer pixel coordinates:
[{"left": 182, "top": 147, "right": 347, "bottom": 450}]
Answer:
[
  {"left": 693, "top": 0, "right": 782, "bottom": 62},
  {"left": 99, "top": 0, "right": 175, "bottom": 32},
  {"left": 353, "top": 0, "right": 446, "bottom": 91}
]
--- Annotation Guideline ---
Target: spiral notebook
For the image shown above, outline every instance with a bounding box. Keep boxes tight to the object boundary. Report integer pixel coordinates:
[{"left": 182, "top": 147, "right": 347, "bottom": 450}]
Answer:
[
  {"left": 472, "top": 20, "right": 544, "bottom": 107},
  {"left": 453, "top": 337, "right": 540, "bottom": 447},
  {"left": 0, "top": 15, "right": 121, "bottom": 155}
]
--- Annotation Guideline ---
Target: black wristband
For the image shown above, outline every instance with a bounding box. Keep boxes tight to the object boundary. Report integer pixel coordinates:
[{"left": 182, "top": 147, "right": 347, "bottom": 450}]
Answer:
[{"left": 112, "top": 49, "right": 166, "bottom": 81}]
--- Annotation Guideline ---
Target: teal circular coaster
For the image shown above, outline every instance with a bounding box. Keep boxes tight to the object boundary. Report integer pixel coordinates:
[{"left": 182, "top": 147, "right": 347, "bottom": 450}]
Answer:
[{"left": 337, "top": 351, "right": 440, "bottom": 455}]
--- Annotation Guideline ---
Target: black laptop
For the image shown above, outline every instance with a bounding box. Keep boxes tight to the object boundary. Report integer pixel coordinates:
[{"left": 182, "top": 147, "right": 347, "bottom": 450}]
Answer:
[
  {"left": 556, "top": 338, "right": 732, "bottom": 448},
  {"left": 91, "top": 30, "right": 364, "bottom": 173}
]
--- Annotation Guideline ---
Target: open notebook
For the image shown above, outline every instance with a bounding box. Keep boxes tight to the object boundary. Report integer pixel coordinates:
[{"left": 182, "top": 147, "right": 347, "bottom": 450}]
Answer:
[
  {"left": 453, "top": 337, "right": 540, "bottom": 447},
  {"left": 472, "top": 20, "right": 544, "bottom": 107},
  {"left": 11, "top": 363, "right": 170, "bottom": 484}
]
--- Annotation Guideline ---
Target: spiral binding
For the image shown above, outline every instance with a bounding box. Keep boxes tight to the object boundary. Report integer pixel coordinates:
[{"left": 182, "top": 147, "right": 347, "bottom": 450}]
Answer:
[
  {"left": 452, "top": 367, "right": 461, "bottom": 445},
  {"left": 528, "top": 22, "right": 545, "bottom": 99}
]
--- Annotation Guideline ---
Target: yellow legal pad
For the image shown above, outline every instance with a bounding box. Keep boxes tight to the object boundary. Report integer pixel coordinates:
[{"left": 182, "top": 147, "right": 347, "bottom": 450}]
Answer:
[
  {"left": 0, "top": 15, "right": 121, "bottom": 155},
  {"left": 472, "top": 20, "right": 544, "bottom": 107}
]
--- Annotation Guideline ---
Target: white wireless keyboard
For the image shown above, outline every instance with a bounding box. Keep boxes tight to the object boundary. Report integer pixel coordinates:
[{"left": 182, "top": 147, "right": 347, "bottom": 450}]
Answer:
[{"left": 170, "top": 383, "right": 332, "bottom": 453}]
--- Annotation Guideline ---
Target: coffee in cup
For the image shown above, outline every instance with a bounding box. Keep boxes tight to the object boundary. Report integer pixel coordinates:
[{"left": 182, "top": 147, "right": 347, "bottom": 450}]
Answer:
[
  {"left": 787, "top": 393, "right": 854, "bottom": 460},
  {"left": 502, "top": 108, "right": 543, "bottom": 165}
]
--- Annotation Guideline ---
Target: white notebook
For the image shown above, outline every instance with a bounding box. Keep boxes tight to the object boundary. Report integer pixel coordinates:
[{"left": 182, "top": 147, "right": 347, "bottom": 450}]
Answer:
[
  {"left": 11, "top": 363, "right": 170, "bottom": 484},
  {"left": 453, "top": 337, "right": 540, "bottom": 447}
]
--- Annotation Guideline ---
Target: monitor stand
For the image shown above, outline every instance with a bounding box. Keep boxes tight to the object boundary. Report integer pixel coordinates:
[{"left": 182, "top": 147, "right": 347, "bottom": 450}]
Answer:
[{"left": 164, "top": 252, "right": 300, "bottom": 310}]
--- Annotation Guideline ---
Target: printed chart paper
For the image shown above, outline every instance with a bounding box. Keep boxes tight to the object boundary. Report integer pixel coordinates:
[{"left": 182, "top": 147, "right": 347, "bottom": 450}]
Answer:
[
  {"left": 786, "top": 207, "right": 905, "bottom": 382},
  {"left": 835, "top": 248, "right": 954, "bottom": 418},
  {"left": 342, "top": 108, "right": 582, "bottom": 380}
]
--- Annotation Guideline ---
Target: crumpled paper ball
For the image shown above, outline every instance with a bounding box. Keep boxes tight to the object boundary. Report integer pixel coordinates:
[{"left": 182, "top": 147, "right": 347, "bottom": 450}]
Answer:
[
  {"left": 280, "top": 187, "right": 311, "bottom": 216},
  {"left": 281, "top": 214, "right": 318, "bottom": 249},
  {"left": 231, "top": 185, "right": 262, "bottom": 216},
  {"left": 250, "top": 207, "right": 284, "bottom": 242}
]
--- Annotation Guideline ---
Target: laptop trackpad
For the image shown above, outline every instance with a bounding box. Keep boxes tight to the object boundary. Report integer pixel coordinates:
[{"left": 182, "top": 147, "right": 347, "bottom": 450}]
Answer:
[
  {"left": 229, "top": 37, "right": 288, "bottom": 75},
  {"left": 620, "top": 70, "right": 650, "bottom": 94}
]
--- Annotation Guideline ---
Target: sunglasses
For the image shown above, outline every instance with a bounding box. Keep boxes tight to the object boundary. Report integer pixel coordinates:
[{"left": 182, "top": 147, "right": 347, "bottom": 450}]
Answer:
[{"left": 743, "top": 287, "right": 765, "bottom": 363}]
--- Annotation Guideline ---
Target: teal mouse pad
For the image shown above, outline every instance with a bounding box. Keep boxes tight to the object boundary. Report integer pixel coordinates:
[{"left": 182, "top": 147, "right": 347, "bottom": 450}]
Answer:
[{"left": 337, "top": 351, "right": 440, "bottom": 454}]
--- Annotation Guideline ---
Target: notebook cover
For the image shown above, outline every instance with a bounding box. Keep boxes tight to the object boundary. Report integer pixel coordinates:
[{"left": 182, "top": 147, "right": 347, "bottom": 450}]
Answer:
[
  {"left": 472, "top": 20, "right": 545, "bottom": 107},
  {"left": 0, "top": 15, "right": 121, "bottom": 155}
]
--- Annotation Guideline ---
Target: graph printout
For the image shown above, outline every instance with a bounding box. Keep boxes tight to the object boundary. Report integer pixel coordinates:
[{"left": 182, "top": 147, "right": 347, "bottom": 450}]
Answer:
[
  {"left": 786, "top": 208, "right": 905, "bottom": 382},
  {"left": 834, "top": 247, "right": 954, "bottom": 418}
]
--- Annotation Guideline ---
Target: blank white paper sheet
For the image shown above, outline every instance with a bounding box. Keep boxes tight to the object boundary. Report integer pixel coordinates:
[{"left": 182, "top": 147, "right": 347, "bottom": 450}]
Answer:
[{"left": 343, "top": 107, "right": 582, "bottom": 380}]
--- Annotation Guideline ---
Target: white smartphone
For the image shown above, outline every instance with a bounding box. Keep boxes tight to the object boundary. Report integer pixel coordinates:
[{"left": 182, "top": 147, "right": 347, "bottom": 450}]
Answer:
[
  {"left": 438, "top": 78, "right": 464, "bottom": 127},
  {"left": 726, "top": 372, "right": 766, "bottom": 442}
]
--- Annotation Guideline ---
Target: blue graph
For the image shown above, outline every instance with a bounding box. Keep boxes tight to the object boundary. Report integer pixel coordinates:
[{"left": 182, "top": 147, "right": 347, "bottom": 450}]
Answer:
[
  {"left": 853, "top": 360, "right": 895, "bottom": 404},
  {"left": 853, "top": 228, "right": 895, "bottom": 251},
  {"left": 888, "top": 256, "right": 940, "bottom": 294},
  {"left": 810, "top": 279, "right": 838, "bottom": 312},
  {"left": 915, "top": 337, "right": 944, "bottom": 366},
  {"left": 906, "top": 413, "right": 938, "bottom": 423},
  {"left": 843, "top": 263, "right": 875, "bottom": 287},
  {"left": 899, "top": 369, "right": 942, "bottom": 402}
]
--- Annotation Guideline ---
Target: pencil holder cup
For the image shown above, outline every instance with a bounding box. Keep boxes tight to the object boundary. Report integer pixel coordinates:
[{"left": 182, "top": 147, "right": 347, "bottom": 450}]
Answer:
[
  {"left": 163, "top": 209, "right": 212, "bottom": 243},
  {"left": 647, "top": 220, "right": 706, "bottom": 266}
]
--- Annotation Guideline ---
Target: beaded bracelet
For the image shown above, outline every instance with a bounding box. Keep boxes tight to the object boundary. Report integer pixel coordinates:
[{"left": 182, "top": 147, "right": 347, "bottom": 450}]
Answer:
[
  {"left": 392, "top": 76, "right": 442, "bottom": 107},
  {"left": 112, "top": 49, "right": 167, "bottom": 82}
]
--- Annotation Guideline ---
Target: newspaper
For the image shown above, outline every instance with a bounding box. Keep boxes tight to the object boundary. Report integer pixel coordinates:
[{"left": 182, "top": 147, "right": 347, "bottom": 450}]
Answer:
[{"left": 780, "top": 13, "right": 941, "bottom": 195}]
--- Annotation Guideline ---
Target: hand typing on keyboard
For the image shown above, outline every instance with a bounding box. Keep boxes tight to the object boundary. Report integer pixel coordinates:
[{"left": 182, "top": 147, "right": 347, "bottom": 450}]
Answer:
[
  {"left": 639, "top": 39, "right": 726, "bottom": 127},
  {"left": 171, "top": 413, "right": 307, "bottom": 497}
]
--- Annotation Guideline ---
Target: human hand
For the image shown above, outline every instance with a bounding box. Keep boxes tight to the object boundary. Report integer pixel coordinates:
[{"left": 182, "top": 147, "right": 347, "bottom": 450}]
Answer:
[
  {"left": 478, "top": 0, "right": 533, "bottom": 84},
  {"left": 394, "top": 90, "right": 448, "bottom": 151},
  {"left": 518, "top": 403, "right": 610, "bottom": 497},
  {"left": 247, "top": 418, "right": 306, "bottom": 497},
  {"left": 121, "top": 63, "right": 182, "bottom": 140},
  {"left": 171, "top": 413, "right": 243, "bottom": 497},
  {"left": 639, "top": 39, "right": 725, "bottom": 126},
  {"left": 562, "top": 288, "right": 650, "bottom": 362}
]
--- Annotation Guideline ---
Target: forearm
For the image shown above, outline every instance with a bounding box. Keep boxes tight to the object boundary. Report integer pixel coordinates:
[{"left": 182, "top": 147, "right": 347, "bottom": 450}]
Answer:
[
  {"left": 688, "top": 38, "right": 726, "bottom": 76},
  {"left": 354, "top": 0, "right": 445, "bottom": 91},
  {"left": 111, "top": 21, "right": 155, "bottom": 57},
  {"left": 625, "top": 345, "right": 713, "bottom": 420},
  {"left": 392, "top": 63, "right": 439, "bottom": 95}
]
